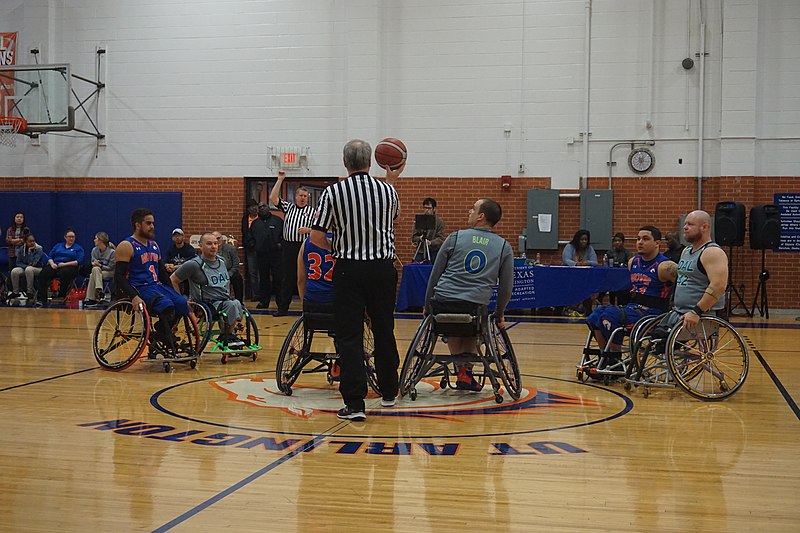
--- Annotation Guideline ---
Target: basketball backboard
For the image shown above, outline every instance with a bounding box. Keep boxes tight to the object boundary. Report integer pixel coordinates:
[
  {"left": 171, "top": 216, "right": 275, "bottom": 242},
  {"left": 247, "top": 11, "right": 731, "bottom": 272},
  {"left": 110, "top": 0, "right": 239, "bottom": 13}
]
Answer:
[{"left": 0, "top": 63, "right": 73, "bottom": 133}]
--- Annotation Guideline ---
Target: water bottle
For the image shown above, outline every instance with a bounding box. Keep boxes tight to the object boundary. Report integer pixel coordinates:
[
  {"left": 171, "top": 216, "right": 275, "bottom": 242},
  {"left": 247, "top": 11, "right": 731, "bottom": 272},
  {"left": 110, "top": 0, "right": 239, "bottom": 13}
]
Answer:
[
  {"left": 535, "top": 252, "right": 541, "bottom": 266},
  {"left": 603, "top": 253, "right": 609, "bottom": 267},
  {"left": 78, "top": 300, "right": 84, "bottom": 310}
]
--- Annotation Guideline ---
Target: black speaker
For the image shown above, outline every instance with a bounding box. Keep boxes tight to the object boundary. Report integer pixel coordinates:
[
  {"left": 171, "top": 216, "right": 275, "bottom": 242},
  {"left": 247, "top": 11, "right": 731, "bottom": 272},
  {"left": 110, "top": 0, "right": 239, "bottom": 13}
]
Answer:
[
  {"left": 749, "top": 204, "right": 781, "bottom": 250},
  {"left": 714, "top": 201, "right": 746, "bottom": 246}
]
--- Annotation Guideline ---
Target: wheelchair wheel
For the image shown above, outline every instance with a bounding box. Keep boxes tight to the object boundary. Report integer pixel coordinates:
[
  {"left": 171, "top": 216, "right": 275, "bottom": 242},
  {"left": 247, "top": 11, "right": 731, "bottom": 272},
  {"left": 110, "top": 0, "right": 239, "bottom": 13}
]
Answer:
[
  {"left": 276, "top": 317, "right": 308, "bottom": 395},
  {"left": 363, "top": 319, "right": 381, "bottom": 395},
  {"left": 189, "top": 301, "right": 213, "bottom": 353},
  {"left": 628, "top": 315, "right": 663, "bottom": 368},
  {"left": 490, "top": 319, "right": 522, "bottom": 400},
  {"left": 240, "top": 311, "right": 260, "bottom": 348},
  {"left": 666, "top": 316, "right": 749, "bottom": 401},
  {"left": 629, "top": 315, "right": 667, "bottom": 384},
  {"left": 173, "top": 312, "right": 201, "bottom": 360},
  {"left": 93, "top": 300, "right": 150, "bottom": 371},
  {"left": 399, "top": 315, "right": 436, "bottom": 399}
]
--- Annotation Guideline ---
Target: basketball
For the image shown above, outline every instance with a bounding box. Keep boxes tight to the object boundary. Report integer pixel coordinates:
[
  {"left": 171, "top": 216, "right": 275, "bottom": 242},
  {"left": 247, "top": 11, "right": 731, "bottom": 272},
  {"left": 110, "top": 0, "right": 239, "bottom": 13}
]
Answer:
[{"left": 374, "top": 138, "right": 407, "bottom": 170}]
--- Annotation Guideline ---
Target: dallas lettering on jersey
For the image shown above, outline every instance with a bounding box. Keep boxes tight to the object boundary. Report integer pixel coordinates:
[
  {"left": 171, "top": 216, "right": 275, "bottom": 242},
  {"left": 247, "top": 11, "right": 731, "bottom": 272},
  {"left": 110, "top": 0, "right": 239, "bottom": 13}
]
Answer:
[
  {"left": 676, "top": 258, "right": 693, "bottom": 286},
  {"left": 209, "top": 271, "right": 229, "bottom": 286}
]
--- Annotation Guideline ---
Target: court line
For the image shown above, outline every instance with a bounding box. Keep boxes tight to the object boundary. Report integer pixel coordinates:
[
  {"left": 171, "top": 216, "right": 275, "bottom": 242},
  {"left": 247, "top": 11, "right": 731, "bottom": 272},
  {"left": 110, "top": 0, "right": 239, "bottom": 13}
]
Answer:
[
  {"left": 0, "top": 367, "right": 98, "bottom": 392},
  {"left": 753, "top": 348, "right": 800, "bottom": 422},
  {"left": 152, "top": 422, "right": 348, "bottom": 532}
]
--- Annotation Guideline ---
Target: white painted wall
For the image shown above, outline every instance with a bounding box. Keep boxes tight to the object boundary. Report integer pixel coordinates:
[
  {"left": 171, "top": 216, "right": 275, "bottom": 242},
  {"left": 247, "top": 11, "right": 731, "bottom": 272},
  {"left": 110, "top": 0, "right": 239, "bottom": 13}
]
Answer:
[{"left": 0, "top": 0, "right": 797, "bottom": 182}]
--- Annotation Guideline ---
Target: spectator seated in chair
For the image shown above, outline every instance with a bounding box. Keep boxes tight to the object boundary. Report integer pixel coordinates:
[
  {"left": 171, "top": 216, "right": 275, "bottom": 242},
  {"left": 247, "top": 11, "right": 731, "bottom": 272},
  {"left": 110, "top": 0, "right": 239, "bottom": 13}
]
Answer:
[
  {"left": 9, "top": 233, "right": 45, "bottom": 300},
  {"left": 5, "top": 211, "right": 30, "bottom": 272},
  {"left": 81, "top": 231, "right": 116, "bottom": 306},
  {"left": 562, "top": 229, "right": 599, "bottom": 316},
  {"left": 163, "top": 228, "right": 197, "bottom": 273},
  {"left": 606, "top": 232, "right": 633, "bottom": 306},
  {"left": 36, "top": 228, "right": 85, "bottom": 307}
]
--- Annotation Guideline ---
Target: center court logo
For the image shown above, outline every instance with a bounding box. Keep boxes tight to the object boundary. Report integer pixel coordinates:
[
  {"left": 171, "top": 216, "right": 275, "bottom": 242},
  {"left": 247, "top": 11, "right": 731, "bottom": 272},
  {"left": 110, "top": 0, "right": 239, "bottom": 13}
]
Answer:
[
  {"left": 211, "top": 377, "right": 603, "bottom": 421},
  {"left": 148, "top": 373, "right": 633, "bottom": 440}
]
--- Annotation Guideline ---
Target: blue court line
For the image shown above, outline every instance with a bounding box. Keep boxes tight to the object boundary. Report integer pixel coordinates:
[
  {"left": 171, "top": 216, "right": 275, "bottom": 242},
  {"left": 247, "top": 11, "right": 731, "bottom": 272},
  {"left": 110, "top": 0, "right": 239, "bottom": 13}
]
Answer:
[
  {"left": 153, "top": 434, "right": 329, "bottom": 532},
  {"left": 753, "top": 349, "right": 800, "bottom": 422},
  {"left": 0, "top": 367, "right": 98, "bottom": 392}
]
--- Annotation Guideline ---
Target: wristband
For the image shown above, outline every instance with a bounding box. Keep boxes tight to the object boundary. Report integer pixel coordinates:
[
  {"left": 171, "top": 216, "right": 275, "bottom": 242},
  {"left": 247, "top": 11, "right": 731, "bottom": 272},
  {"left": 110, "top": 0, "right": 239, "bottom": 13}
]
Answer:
[{"left": 692, "top": 305, "right": 704, "bottom": 316}]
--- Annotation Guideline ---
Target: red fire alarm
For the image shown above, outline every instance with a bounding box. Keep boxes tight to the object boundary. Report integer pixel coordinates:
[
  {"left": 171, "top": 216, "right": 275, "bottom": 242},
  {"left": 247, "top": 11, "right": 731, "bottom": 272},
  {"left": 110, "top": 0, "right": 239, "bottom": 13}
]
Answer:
[{"left": 500, "top": 175, "right": 512, "bottom": 189}]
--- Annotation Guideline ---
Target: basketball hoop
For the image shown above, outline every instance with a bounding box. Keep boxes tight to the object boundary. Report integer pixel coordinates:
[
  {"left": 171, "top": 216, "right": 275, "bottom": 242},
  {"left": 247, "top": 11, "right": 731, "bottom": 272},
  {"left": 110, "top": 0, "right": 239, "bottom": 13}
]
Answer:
[{"left": 0, "top": 116, "right": 27, "bottom": 147}]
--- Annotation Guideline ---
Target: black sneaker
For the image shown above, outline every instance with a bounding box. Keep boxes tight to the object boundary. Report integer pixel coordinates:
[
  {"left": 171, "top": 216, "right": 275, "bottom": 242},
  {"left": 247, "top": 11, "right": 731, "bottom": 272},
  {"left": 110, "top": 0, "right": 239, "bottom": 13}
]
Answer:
[
  {"left": 256, "top": 302, "right": 269, "bottom": 309},
  {"left": 8, "top": 292, "right": 20, "bottom": 299},
  {"left": 336, "top": 406, "right": 366, "bottom": 421},
  {"left": 227, "top": 335, "right": 246, "bottom": 348},
  {"left": 272, "top": 309, "right": 289, "bottom": 317}
]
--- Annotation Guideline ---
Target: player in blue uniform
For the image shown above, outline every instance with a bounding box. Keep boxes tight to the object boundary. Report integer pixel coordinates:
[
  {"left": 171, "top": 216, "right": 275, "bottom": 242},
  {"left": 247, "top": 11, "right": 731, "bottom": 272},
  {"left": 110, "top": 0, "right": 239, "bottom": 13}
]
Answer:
[
  {"left": 586, "top": 226, "right": 678, "bottom": 350},
  {"left": 297, "top": 234, "right": 336, "bottom": 309},
  {"left": 114, "top": 208, "right": 192, "bottom": 350}
]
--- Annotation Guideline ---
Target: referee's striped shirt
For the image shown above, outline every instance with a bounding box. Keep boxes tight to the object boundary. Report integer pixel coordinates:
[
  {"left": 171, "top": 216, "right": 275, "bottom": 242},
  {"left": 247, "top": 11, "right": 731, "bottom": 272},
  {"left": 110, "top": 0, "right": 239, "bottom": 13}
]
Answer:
[
  {"left": 278, "top": 199, "right": 315, "bottom": 243},
  {"left": 313, "top": 172, "right": 400, "bottom": 261}
]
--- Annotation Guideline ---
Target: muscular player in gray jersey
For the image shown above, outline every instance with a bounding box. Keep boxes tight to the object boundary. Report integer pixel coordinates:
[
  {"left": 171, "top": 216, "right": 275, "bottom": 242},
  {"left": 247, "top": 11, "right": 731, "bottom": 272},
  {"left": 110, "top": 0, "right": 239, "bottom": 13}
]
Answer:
[{"left": 670, "top": 210, "right": 728, "bottom": 331}]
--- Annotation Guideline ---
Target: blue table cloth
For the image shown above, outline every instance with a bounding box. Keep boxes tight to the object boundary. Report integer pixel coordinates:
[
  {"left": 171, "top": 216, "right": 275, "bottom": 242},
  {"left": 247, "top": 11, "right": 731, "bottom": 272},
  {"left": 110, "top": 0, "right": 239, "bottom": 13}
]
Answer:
[{"left": 396, "top": 264, "right": 632, "bottom": 311}]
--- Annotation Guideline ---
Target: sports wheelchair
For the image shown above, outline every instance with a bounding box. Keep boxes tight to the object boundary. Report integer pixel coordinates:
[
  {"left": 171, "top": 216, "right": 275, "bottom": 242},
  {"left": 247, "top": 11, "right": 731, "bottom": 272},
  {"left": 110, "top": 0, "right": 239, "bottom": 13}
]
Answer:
[
  {"left": 275, "top": 309, "right": 380, "bottom": 396},
  {"left": 189, "top": 300, "right": 260, "bottom": 364},
  {"left": 576, "top": 311, "right": 663, "bottom": 385},
  {"left": 399, "top": 311, "right": 521, "bottom": 404},
  {"left": 621, "top": 312, "right": 749, "bottom": 401},
  {"left": 93, "top": 299, "right": 201, "bottom": 372}
]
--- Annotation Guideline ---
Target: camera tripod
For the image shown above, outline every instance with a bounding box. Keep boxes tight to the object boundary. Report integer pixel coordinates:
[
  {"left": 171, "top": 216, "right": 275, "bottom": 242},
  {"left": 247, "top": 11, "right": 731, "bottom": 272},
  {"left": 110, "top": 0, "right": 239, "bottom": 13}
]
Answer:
[
  {"left": 750, "top": 249, "right": 770, "bottom": 318},
  {"left": 414, "top": 238, "right": 431, "bottom": 263}
]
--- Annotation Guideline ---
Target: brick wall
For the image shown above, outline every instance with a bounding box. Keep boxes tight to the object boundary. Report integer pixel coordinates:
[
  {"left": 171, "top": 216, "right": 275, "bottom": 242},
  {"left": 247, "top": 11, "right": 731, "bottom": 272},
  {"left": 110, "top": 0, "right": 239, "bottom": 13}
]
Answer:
[{"left": 1, "top": 175, "right": 797, "bottom": 309}]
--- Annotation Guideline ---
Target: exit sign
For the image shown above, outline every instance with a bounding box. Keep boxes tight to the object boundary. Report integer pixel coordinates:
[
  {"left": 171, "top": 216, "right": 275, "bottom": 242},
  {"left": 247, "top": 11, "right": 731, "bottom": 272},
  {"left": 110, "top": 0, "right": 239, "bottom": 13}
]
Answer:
[{"left": 283, "top": 151, "right": 297, "bottom": 165}]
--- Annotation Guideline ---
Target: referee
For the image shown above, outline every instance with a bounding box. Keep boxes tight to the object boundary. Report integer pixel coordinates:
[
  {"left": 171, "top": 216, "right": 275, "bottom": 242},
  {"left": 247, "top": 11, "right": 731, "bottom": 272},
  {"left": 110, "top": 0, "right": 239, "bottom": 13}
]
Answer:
[
  {"left": 311, "top": 139, "right": 404, "bottom": 421},
  {"left": 270, "top": 169, "right": 314, "bottom": 316}
]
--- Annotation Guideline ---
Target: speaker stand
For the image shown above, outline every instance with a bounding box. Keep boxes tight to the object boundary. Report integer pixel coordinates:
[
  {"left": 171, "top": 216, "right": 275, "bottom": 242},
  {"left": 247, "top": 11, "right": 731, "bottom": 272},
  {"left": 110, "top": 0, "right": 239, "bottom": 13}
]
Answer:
[
  {"left": 725, "top": 246, "right": 751, "bottom": 318},
  {"left": 750, "top": 249, "right": 770, "bottom": 319}
]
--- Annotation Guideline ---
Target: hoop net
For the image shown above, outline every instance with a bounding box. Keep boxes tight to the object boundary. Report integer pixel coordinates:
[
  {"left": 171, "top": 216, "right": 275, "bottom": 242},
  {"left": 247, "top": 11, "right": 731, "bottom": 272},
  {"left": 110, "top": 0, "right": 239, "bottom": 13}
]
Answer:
[{"left": 0, "top": 116, "right": 27, "bottom": 147}]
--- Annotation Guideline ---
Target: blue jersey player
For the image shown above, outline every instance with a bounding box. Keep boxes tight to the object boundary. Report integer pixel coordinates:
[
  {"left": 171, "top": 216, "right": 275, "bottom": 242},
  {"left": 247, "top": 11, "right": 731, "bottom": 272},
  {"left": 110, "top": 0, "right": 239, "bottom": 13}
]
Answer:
[
  {"left": 586, "top": 226, "right": 678, "bottom": 350},
  {"left": 297, "top": 234, "right": 336, "bottom": 308},
  {"left": 114, "top": 208, "right": 192, "bottom": 349}
]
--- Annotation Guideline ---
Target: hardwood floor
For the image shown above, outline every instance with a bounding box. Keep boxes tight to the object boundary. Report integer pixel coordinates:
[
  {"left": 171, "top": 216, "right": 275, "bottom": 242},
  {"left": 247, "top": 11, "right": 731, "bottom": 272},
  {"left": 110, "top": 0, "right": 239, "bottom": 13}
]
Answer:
[{"left": 1, "top": 306, "right": 798, "bottom": 531}]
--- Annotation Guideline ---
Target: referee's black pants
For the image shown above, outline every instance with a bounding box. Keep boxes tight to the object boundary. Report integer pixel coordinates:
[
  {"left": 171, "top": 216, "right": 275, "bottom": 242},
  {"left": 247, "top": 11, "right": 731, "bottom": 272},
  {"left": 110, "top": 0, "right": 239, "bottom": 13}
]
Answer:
[
  {"left": 278, "top": 240, "right": 302, "bottom": 312},
  {"left": 334, "top": 258, "right": 399, "bottom": 412}
]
